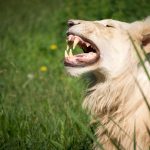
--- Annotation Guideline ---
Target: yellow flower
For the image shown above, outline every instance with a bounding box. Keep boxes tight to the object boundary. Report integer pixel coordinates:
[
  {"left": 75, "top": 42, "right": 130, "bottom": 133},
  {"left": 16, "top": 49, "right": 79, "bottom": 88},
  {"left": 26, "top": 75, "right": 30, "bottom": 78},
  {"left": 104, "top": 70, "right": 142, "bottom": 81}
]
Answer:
[
  {"left": 49, "top": 44, "right": 57, "bottom": 50},
  {"left": 40, "top": 66, "right": 48, "bottom": 72}
]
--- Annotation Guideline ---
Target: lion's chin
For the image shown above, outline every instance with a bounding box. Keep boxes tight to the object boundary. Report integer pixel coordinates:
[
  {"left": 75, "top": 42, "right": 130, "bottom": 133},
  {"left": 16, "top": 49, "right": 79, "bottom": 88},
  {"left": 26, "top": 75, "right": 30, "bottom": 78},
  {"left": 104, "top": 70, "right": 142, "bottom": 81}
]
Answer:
[
  {"left": 64, "top": 34, "right": 100, "bottom": 68},
  {"left": 65, "top": 62, "right": 99, "bottom": 77}
]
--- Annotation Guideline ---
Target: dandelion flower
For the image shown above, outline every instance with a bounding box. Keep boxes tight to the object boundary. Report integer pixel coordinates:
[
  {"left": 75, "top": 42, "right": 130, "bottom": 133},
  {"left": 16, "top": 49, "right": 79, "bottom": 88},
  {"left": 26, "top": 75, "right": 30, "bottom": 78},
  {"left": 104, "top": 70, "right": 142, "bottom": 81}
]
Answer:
[
  {"left": 40, "top": 66, "right": 48, "bottom": 72},
  {"left": 50, "top": 44, "right": 57, "bottom": 50}
]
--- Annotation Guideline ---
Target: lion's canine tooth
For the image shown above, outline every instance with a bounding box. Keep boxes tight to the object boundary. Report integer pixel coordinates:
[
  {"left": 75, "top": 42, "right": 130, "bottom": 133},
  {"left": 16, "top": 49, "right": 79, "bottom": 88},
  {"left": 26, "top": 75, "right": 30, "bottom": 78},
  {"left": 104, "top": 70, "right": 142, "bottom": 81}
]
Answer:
[
  {"left": 67, "top": 45, "right": 69, "bottom": 51},
  {"left": 65, "top": 50, "right": 68, "bottom": 57},
  {"left": 69, "top": 49, "right": 73, "bottom": 56},
  {"left": 73, "top": 38, "right": 79, "bottom": 49}
]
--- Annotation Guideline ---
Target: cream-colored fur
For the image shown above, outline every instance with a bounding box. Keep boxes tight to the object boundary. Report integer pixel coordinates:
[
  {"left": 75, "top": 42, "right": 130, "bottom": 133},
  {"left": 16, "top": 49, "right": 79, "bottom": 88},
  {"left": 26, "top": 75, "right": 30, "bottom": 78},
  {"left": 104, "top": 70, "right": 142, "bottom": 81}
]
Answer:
[{"left": 65, "top": 17, "right": 150, "bottom": 149}]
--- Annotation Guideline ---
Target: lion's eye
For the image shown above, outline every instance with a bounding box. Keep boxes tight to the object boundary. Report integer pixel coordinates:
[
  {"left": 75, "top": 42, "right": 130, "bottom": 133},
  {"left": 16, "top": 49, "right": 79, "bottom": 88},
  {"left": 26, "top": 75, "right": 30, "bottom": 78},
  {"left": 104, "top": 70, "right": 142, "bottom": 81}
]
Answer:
[{"left": 106, "top": 24, "right": 114, "bottom": 28}]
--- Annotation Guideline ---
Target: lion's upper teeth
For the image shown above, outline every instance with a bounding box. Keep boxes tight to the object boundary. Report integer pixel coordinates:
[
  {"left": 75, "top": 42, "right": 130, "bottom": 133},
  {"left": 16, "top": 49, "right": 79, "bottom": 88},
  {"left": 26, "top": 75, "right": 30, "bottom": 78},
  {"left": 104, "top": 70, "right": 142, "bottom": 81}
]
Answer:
[
  {"left": 73, "top": 37, "right": 79, "bottom": 49},
  {"left": 68, "top": 35, "right": 73, "bottom": 41},
  {"left": 86, "top": 42, "right": 91, "bottom": 47},
  {"left": 67, "top": 45, "right": 69, "bottom": 51}
]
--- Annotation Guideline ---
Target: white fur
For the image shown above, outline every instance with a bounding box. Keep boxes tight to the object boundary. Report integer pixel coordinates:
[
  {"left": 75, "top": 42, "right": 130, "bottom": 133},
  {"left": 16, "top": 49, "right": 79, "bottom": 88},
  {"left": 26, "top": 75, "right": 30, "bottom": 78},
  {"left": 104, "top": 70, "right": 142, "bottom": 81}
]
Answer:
[{"left": 65, "top": 18, "right": 150, "bottom": 149}]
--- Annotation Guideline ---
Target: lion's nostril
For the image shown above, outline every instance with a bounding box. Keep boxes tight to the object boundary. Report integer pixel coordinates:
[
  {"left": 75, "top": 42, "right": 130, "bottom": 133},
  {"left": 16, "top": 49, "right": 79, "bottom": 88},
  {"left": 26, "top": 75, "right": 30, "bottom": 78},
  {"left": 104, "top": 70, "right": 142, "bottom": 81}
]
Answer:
[
  {"left": 67, "top": 20, "right": 81, "bottom": 27},
  {"left": 67, "top": 20, "right": 75, "bottom": 27}
]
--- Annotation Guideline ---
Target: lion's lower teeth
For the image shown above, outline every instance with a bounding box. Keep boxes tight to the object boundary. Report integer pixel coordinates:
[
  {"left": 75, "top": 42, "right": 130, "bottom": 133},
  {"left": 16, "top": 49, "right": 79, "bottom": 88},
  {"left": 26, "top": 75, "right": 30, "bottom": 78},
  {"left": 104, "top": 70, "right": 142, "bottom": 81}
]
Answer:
[
  {"left": 65, "top": 50, "right": 68, "bottom": 57},
  {"left": 69, "top": 49, "right": 73, "bottom": 56},
  {"left": 65, "top": 46, "right": 74, "bottom": 58}
]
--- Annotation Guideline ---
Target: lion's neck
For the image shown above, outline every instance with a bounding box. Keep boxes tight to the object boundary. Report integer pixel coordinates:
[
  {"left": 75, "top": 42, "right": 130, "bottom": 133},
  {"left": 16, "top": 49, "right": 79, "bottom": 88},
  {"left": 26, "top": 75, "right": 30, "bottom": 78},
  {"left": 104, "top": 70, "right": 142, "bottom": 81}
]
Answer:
[{"left": 82, "top": 68, "right": 137, "bottom": 118}]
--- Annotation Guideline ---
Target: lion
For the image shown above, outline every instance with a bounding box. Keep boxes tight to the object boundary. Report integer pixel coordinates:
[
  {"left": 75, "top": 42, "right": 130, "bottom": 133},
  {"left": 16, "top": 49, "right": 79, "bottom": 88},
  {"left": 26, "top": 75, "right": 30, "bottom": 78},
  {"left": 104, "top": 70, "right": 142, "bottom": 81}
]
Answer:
[{"left": 64, "top": 17, "right": 150, "bottom": 150}]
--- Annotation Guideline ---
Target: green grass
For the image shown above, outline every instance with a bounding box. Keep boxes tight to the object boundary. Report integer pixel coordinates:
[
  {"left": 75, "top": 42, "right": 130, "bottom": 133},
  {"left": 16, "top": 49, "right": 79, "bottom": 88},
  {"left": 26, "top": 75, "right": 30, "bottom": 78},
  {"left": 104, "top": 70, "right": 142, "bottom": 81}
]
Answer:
[{"left": 0, "top": 0, "right": 149, "bottom": 149}]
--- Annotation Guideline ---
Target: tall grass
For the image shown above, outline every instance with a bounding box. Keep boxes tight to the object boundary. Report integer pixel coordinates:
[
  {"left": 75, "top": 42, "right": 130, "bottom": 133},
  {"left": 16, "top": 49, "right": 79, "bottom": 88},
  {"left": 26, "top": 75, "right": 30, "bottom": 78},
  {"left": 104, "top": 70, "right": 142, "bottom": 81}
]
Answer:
[
  {"left": 0, "top": 0, "right": 150, "bottom": 149},
  {"left": 129, "top": 36, "right": 150, "bottom": 112}
]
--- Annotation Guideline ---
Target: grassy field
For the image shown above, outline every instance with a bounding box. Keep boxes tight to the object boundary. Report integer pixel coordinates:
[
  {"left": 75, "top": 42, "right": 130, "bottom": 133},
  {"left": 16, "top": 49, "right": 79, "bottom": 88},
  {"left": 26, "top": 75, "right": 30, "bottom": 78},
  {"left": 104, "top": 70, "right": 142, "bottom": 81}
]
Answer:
[{"left": 0, "top": 0, "right": 149, "bottom": 149}]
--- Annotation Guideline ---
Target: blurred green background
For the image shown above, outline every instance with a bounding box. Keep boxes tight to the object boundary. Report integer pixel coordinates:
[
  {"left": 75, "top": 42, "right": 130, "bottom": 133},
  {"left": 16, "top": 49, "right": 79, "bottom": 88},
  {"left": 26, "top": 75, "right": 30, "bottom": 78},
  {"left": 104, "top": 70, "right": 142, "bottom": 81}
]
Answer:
[{"left": 0, "top": 0, "right": 149, "bottom": 149}]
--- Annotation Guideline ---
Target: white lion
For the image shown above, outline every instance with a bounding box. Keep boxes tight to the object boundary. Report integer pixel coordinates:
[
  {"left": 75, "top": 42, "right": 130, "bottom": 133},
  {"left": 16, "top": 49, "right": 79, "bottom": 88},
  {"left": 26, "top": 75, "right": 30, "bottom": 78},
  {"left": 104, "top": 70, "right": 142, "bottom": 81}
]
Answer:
[{"left": 64, "top": 17, "right": 150, "bottom": 150}]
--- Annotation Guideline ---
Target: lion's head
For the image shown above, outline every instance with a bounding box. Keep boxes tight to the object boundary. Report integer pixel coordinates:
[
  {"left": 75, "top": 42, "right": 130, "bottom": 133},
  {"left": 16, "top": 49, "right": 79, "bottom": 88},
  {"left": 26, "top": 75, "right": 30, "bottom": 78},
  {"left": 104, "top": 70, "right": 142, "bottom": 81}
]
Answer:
[{"left": 64, "top": 18, "right": 150, "bottom": 77}]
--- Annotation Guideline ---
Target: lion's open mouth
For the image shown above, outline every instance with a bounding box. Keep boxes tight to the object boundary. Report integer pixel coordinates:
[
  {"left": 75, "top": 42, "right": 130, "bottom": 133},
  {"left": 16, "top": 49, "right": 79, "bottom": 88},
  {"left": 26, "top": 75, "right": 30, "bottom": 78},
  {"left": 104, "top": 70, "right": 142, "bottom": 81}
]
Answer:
[{"left": 64, "top": 34, "right": 100, "bottom": 67}]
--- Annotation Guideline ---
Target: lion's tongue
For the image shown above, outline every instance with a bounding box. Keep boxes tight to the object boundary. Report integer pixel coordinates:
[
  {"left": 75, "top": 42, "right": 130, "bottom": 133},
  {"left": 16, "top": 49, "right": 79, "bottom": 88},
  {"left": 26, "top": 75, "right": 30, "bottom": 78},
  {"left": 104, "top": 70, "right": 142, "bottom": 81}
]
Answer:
[
  {"left": 64, "top": 52, "right": 97, "bottom": 66},
  {"left": 76, "top": 52, "right": 97, "bottom": 62}
]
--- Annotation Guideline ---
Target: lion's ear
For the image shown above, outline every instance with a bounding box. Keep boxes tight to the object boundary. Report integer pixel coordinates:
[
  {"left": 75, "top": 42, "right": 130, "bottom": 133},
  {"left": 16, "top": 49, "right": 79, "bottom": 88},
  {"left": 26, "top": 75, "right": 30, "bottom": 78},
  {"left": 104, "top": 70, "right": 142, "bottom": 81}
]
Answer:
[
  {"left": 130, "top": 17, "right": 150, "bottom": 53},
  {"left": 141, "top": 33, "right": 150, "bottom": 53},
  {"left": 141, "top": 17, "right": 150, "bottom": 53}
]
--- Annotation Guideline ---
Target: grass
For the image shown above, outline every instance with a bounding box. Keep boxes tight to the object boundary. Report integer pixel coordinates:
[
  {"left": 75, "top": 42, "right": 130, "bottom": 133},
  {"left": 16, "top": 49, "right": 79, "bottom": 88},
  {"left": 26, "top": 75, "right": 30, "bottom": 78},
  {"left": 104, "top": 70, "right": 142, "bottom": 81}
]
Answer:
[
  {"left": 0, "top": 0, "right": 149, "bottom": 149},
  {"left": 0, "top": 1, "right": 91, "bottom": 149}
]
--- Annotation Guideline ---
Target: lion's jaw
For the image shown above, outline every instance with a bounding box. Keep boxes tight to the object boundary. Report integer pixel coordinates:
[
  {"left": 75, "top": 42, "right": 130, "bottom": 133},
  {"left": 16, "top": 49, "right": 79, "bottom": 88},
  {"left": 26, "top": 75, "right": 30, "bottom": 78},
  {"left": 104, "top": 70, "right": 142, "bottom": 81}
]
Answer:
[{"left": 64, "top": 19, "right": 136, "bottom": 77}]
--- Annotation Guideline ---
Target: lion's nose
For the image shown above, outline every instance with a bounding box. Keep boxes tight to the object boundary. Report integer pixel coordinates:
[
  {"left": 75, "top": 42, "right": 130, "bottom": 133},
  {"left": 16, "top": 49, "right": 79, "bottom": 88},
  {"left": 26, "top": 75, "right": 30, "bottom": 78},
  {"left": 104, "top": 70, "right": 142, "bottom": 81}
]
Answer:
[{"left": 67, "top": 20, "right": 81, "bottom": 27}]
